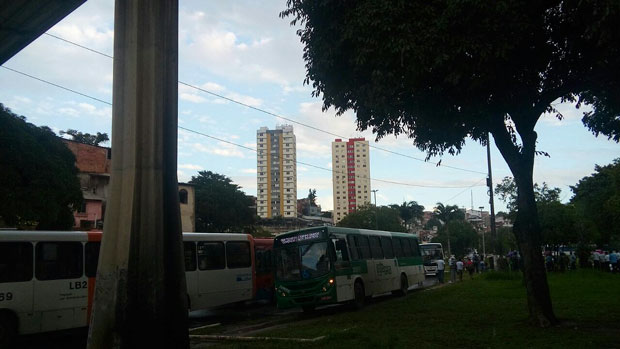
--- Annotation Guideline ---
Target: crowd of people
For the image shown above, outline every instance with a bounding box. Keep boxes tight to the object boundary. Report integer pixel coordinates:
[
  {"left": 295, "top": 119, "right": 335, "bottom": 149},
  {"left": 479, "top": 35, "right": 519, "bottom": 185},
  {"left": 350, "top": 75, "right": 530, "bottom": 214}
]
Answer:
[{"left": 434, "top": 248, "right": 619, "bottom": 286}]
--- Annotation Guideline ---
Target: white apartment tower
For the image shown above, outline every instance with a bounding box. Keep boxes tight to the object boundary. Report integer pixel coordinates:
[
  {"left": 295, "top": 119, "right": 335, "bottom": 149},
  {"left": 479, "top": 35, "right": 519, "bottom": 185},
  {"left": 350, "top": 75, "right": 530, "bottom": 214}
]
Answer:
[
  {"left": 332, "top": 138, "right": 371, "bottom": 224},
  {"left": 256, "top": 125, "right": 297, "bottom": 218}
]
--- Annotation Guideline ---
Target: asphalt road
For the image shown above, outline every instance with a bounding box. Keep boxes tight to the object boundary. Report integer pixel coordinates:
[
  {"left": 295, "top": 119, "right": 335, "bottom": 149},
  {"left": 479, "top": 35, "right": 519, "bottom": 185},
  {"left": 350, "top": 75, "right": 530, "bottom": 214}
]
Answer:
[{"left": 9, "top": 276, "right": 439, "bottom": 348}]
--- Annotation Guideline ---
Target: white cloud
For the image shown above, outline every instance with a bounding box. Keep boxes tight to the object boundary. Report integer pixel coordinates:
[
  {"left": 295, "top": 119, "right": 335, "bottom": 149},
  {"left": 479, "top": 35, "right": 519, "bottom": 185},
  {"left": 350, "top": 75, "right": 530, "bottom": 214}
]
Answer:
[
  {"left": 192, "top": 142, "right": 245, "bottom": 158},
  {"left": 179, "top": 164, "right": 204, "bottom": 170},
  {"left": 180, "top": 93, "right": 207, "bottom": 103}
]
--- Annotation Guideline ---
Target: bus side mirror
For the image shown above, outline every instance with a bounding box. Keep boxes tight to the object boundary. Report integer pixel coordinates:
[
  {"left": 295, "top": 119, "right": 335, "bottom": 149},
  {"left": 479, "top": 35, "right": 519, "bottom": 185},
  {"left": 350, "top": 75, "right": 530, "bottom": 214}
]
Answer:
[{"left": 336, "top": 240, "right": 349, "bottom": 261}]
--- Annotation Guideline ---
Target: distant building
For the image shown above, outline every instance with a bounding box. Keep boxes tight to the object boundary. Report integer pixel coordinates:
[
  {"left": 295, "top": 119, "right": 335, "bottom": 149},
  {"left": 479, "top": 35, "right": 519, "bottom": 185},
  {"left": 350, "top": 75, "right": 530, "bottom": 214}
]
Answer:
[
  {"left": 256, "top": 125, "right": 297, "bottom": 218},
  {"left": 332, "top": 138, "right": 371, "bottom": 224},
  {"left": 63, "top": 138, "right": 195, "bottom": 231},
  {"left": 62, "top": 139, "right": 111, "bottom": 230},
  {"left": 178, "top": 183, "right": 195, "bottom": 232}
]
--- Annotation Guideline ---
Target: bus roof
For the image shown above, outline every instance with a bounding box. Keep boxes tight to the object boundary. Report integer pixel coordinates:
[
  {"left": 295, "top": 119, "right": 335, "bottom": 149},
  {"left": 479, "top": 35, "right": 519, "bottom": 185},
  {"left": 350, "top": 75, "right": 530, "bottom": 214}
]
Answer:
[{"left": 274, "top": 226, "right": 418, "bottom": 240}]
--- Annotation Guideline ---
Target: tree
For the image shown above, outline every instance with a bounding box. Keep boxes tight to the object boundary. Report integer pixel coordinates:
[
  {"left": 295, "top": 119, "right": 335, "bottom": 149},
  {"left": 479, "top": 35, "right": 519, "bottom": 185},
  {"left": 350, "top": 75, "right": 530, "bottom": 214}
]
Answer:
[
  {"left": 570, "top": 159, "right": 620, "bottom": 247},
  {"left": 495, "top": 177, "right": 579, "bottom": 245},
  {"left": 307, "top": 188, "right": 317, "bottom": 206},
  {"left": 0, "top": 104, "right": 83, "bottom": 229},
  {"left": 281, "top": 0, "right": 620, "bottom": 326},
  {"left": 390, "top": 201, "right": 425, "bottom": 229},
  {"left": 60, "top": 128, "right": 109, "bottom": 146},
  {"left": 432, "top": 220, "right": 478, "bottom": 258},
  {"left": 189, "top": 171, "right": 255, "bottom": 232},
  {"left": 433, "top": 203, "right": 464, "bottom": 224},
  {"left": 337, "top": 204, "right": 405, "bottom": 232}
]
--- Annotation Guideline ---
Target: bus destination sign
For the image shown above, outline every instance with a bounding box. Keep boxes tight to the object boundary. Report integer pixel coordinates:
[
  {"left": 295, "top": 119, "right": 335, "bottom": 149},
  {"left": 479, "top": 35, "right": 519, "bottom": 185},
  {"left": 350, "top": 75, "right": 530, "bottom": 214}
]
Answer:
[{"left": 281, "top": 231, "right": 320, "bottom": 244}]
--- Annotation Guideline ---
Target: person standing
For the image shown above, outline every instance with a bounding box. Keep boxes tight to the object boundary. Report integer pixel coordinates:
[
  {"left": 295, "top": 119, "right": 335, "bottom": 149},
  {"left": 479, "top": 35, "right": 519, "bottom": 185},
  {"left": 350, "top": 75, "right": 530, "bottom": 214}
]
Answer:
[
  {"left": 609, "top": 250, "right": 618, "bottom": 273},
  {"left": 436, "top": 258, "right": 445, "bottom": 284},
  {"left": 456, "top": 259, "right": 464, "bottom": 282},
  {"left": 569, "top": 252, "right": 577, "bottom": 270},
  {"left": 449, "top": 255, "right": 457, "bottom": 283}
]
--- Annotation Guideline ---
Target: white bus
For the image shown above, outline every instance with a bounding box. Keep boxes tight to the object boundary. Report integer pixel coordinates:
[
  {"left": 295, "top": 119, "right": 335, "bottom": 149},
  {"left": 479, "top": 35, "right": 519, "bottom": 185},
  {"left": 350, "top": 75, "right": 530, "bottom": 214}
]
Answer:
[
  {"left": 419, "top": 243, "right": 444, "bottom": 276},
  {"left": 0, "top": 231, "right": 257, "bottom": 345},
  {"left": 274, "top": 227, "right": 426, "bottom": 311}
]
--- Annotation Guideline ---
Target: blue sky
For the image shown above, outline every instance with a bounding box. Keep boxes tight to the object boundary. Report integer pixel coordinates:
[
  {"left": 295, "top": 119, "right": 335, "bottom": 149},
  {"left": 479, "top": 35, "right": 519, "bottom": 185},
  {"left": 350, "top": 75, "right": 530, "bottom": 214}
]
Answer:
[{"left": 1, "top": 1, "right": 618, "bottom": 214}]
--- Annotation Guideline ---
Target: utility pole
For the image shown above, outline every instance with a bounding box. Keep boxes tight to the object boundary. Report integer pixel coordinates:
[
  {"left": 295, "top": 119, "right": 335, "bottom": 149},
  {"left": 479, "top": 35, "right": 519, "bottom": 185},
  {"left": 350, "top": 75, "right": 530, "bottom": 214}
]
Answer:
[
  {"left": 371, "top": 189, "right": 378, "bottom": 229},
  {"left": 479, "top": 206, "right": 485, "bottom": 257},
  {"left": 486, "top": 133, "right": 498, "bottom": 255}
]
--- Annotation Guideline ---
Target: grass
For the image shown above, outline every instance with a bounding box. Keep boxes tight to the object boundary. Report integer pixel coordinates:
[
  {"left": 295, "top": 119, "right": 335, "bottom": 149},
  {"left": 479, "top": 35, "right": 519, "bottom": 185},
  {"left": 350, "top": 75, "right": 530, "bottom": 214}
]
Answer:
[{"left": 207, "top": 270, "right": 620, "bottom": 348}]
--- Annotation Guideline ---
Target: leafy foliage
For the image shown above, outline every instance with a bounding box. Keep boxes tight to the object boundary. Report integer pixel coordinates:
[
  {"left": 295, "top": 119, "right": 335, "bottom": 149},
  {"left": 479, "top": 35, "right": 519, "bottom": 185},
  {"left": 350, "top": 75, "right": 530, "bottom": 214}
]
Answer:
[
  {"left": 189, "top": 171, "right": 255, "bottom": 232},
  {"left": 495, "top": 177, "right": 562, "bottom": 216},
  {"left": 0, "top": 104, "right": 83, "bottom": 229},
  {"left": 432, "top": 220, "right": 478, "bottom": 258},
  {"left": 60, "top": 128, "right": 109, "bottom": 146},
  {"left": 570, "top": 159, "right": 620, "bottom": 247},
  {"left": 337, "top": 204, "right": 405, "bottom": 232},
  {"left": 433, "top": 202, "right": 464, "bottom": 223},
  {"left": 389, "top": 201, "right": 424, "bottom": 227}
]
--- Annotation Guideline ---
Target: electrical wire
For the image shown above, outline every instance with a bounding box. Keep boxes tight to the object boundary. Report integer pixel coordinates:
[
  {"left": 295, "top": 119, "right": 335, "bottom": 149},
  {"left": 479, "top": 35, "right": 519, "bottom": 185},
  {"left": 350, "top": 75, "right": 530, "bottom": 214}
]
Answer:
[{"left": 41, "top": 32, "right": 488, "bottom": 176}]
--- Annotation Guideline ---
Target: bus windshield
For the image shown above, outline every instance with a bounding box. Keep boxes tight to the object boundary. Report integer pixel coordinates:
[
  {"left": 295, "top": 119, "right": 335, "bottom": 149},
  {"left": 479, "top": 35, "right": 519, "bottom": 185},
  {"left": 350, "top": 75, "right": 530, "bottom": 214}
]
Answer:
[
  {"left": 420, "top": 244, "right": 443, "bottom": 262},
  {"left": 277, "top": 241, "right": 330, "bottom": 281}
]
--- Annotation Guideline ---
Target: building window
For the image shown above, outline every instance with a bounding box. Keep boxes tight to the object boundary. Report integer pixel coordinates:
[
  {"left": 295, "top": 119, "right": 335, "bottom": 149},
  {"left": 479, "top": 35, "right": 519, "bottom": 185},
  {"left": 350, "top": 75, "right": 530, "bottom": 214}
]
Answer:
[{"left": 179, "top": 189, "right": 188, "bottom": 204}]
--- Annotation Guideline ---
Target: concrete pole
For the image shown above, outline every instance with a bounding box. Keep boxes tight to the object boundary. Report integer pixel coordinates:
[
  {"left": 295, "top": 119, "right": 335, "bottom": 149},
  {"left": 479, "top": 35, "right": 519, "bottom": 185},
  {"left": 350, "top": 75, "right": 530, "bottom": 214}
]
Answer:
[{"left": 87, "top": 1, "right": 188, "bottom": 348}]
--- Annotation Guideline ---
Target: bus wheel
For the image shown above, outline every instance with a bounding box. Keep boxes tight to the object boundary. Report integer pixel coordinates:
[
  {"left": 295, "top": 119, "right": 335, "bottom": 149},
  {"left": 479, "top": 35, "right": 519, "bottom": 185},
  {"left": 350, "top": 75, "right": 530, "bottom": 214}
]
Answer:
[
  {"left": 353, "top": 281, "right": 365, "bottom": 310},
  {"left": 0, "top": 312, "right": 17, "bottom": 348},
  {"left": 398, "top": 274, "right": 408, "bottom": 296}
]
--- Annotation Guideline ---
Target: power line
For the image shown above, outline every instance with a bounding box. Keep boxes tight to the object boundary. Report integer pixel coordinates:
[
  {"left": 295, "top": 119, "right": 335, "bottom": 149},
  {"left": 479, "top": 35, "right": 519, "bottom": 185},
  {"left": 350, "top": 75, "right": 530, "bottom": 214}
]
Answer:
[
  {"left": 1, "top": 64, "right": 485, "bottom": 190},
  {"left": 444, "top": 178, "right": 486, "bottom": 203},
  {"left": 41, "top": 32, "right": 488, "bottom": 176}
]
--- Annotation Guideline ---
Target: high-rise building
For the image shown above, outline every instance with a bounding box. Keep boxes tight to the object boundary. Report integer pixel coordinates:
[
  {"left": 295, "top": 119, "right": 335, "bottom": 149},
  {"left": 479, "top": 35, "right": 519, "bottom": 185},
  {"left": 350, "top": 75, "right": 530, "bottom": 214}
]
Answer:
[
  {"left": 332, "top": 138, "right": 371, "bottom": 224},
  {"left": 256, "top": 125, "right": 297, "bottom": 218}
]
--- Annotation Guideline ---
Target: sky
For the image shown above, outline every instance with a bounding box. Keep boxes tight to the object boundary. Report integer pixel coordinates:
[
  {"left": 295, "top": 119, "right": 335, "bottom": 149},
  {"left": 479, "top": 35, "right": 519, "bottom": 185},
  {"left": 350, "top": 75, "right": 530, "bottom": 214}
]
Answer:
[{"left": 1, "top": 1, "right": 618, "bottom": 214}]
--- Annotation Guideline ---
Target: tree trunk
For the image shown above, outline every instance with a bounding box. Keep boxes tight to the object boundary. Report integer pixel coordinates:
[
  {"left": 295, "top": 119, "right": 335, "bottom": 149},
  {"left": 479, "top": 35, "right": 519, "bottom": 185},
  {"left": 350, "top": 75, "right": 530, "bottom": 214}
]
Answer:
[
  {"left": 512, "top": 167, "right": 558, "bottom": 327},
  {"left": 491, "top": 123, "right": 558, "bottom": 327}
]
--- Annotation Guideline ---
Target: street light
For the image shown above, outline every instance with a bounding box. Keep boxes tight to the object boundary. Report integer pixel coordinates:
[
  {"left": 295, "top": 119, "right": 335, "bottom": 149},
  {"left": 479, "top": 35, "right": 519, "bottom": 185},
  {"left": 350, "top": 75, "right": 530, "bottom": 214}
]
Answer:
[{"left": 479, "top": 206, "right": 485, "bottom": 257}]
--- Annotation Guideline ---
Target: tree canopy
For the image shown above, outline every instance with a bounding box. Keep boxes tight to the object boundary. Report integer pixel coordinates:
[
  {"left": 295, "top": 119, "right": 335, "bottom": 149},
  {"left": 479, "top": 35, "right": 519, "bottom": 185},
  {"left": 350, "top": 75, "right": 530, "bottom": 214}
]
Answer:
[
  {"left": 281, "top": 0, "right": 620, "bottom": 326},
  {"left": 390, "top": 201, "right": 424, "bottom": 227},
  {"left": 432, "top": 220, "right": 478, "bottom": 258},
  {"left": 189, "top": 171, "right": 255, "bottom": 232},
  {"left": 0, "top": 104, "right": 83, "bottom": 229},
  {"left": 337, "top": 204, "right": 405, "bottom": 232},
  {"left": 570, "top": 159, "right": 620, "bottom": 247},
  {"left": 433, "top": 202, "right": 464, "bottom": 224},
  {"left": 60, "top": 128, "right": 109, "bottom": 146}
]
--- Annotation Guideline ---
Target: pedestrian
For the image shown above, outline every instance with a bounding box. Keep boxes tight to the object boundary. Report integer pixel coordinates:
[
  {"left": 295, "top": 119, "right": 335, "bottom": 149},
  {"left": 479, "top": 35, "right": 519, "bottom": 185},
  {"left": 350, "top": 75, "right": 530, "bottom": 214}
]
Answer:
[
  {"left": 466, "top": 258, "right": 475, "bottom": 279},
  {"left": 604, "top": 252, "right": 610, "bottom": 272},
  {"left": 569, "top": 252, "right": 577, "bottom": 270},
  {"left": 610, "top": 250, "right": 618, "bottom": 273},
  {"left": 436, "top": 258, "right": 445, "bottom": 284},
  {"left": 473, "top": 253, "right": 480, "bottom": 273},
  {"left": 593, "top": 250, "right": 600, "bottom": 270},
  {"left": 456, "top": 259, "right": 464, "bottom": 282},
  {"left": 479, "top": 257, "right": 486, "bottom": 273},
  {"left": 449, "top": 255, "right": 456, "bottom": 283}
]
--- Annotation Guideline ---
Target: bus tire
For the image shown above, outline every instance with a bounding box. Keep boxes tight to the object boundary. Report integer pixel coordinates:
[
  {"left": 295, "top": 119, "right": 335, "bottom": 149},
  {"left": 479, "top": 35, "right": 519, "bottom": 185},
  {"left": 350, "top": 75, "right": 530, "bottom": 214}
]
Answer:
[
  {"left": 398, "top": 274, "right": 408, "bottom": 296},
  {"left": 353, "top": 280, "right": 365, "bottom": 310},
  {"left": 0, "top": 311, "right": 17, "bottom": 348}
]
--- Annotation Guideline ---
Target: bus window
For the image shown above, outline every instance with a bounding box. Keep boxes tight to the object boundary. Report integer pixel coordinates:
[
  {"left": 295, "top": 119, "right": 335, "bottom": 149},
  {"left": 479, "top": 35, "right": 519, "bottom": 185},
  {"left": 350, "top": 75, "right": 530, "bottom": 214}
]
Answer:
[
  {"left": 401, "top": 238, "right": 412, "bottom": 257},
  {"left": 226, "top": 242, "right": 251, "bottom": 269},
  {"left": 347, "top": 235, "right": 359, "bottom": 260},
  {"left": 85, "top": 242, "right": 101, "bottom": 277},
  {"left": 334, "top": 239, "right": 350, "bottom": 261},
  {"left": 410, "top": 240, "right": 421, "bottom": 257},
  {"left": 36, "top": 242, "right": 83, "bottom": 280},
  {"left": 0, "top": 242, "right": 33, "bottom": 283},
  {"left": 392, "top": 238, "right": 403, "bottom": 258},
  {"left": 369, "top": 236, "right": 383, "bottom": 259},
  {"left": 356, "top": 235, "right": 371, "bottom": 260},
  {"left": 197, "top": 242, "right": 225, "bottom": 270},
  {"left": 183, "top": 242, "right": 197, "bottom": 271},
  {"left": 381, "top": 237, "right": 394, "bottom": 259}
]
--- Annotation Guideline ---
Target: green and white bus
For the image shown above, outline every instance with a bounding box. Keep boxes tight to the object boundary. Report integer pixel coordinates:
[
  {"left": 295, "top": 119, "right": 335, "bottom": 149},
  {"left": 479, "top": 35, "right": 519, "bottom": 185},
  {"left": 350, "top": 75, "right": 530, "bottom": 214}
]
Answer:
[{"left": 274, "top": 227, "right": 424, "bottom": 311}]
